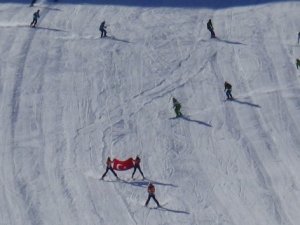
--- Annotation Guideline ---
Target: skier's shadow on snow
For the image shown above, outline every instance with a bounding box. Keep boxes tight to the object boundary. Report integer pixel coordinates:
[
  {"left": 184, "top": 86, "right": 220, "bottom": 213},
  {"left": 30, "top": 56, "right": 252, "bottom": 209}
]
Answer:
[
  {"left": 105, "top": 35, "right": 130, "bottom": 43},
  {"left": 125, "top": 179, "right": 177, "bottom": 188},
  {"left": 216, "top": 38, "right": 246, "bottom": 45},
  {"left": 230, "top": 99, "right": 261, "bottom": 108},
  {"left": 157, "top": 206, "right": 190, "bottom": 215},
  {"left": 180, "top": 116, "right": 212, "bottom": 127},
  {"left": 35, "top": 26, "right": 66, "bottom": 32},
  {"left": 33, "top": 5, "right": 62, "bottom": 11}
]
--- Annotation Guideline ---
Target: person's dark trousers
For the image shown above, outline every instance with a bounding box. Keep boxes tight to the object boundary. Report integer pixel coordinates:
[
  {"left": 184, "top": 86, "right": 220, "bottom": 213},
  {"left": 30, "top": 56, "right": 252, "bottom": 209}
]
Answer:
[
  {"left": 101, "top": 29, "right": 107, "bottom": 38},
  {"left": 132, "top": 166, "right": 144, "bottom": 178},
  {"left": 209, "top": 29, "right": 215, "bottom": 38},
  {"left": 226, "top": 90, "right": 233, "bottom": 99},
  {"left": 175, "top": 106, "right": 182, "bottom": 117},
  {"left": 30, "top": 19, "right": 37, "bottom": 27},
  {"left": 145, "top": 194, "right": 160, "bottom": 207},
  {"left": 101, "top": 167, "right": 118, "bottom": 179}
]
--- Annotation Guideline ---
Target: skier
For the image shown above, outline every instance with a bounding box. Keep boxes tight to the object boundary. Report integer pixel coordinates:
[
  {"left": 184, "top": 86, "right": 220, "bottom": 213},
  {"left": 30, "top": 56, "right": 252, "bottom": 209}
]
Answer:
[
  {"left": 172, "top": 97, "right": 182, "bottom": 117},
  {"left": 224, "top": 81, "right": 233, "bottom": 100},
  {"left": 99, "top": 21, "right": 107, "bottom": 38},
  {"left": 30, "top": 0, "right": 36, "bottom": 7},
  {"left": 132, "top": 155, "right": 145, "bottom": 179},
  {"left": 145, "top": 183, "right": 160, "bottom": 207},
  {"left": 297, "top": 58, "right": 300, "bottom": 69},
  {"left": 101, "top": 157, "right": 119, "bottom": 180},
  {"left": 30, "top": 9, "right": 40, "bottom": 28},
  {"left": 298, "top": 32, "right": 300, "bottom": 44},
  {"left": 207, "top": 19, "right": 216, "bottom": 38}
]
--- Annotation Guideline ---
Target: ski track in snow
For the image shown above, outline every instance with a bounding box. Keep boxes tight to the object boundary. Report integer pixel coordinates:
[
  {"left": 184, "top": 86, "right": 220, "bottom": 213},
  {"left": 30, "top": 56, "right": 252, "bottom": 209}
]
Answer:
[{"left": 1, "top": 2, "right": 300, "bottom": 225}]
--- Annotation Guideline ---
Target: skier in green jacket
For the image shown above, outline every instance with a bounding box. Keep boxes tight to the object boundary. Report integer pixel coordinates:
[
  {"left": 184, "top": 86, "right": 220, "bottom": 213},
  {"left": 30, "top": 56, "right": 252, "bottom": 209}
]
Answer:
[{"left": 173, "top": 98, "right": 182, "bottom": 117}]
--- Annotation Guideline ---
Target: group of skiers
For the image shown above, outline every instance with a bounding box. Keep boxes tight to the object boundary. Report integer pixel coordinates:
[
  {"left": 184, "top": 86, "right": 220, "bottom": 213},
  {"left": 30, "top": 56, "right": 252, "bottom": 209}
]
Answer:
[
  {"left": 29, "top": 8, "right": 213, "bottom": 40},
  {"left": 101, "top": 155, "right": 144, "bottom": 180},
  {"left": 27, "top": 5, "right": 299, "bottom": 207},
  {"left": 29, "top": 9, "right": 300, "bottom": 72},
  {"left": 101, "top": 156, "right": 160, "bottom": 207},
  {"left": 171, "top": 81, "right": 233, "bottom": 118}
]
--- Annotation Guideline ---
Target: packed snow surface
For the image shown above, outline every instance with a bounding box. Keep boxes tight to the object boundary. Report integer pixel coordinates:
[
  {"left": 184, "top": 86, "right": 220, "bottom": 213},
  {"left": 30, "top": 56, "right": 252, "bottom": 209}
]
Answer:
[{"left": 1, "top": 1, "right": 300, "bottom": 225}]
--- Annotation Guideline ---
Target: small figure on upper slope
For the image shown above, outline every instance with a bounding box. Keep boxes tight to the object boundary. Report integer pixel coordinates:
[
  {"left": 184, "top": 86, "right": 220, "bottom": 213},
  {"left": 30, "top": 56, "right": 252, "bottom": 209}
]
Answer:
[
  {"left": 145, "top": 183, "right": 160, "bottom": 207},
  {"left": 132, "top": 155, "right": 145, "bottom": 179},
  {"left": 207, "top": 19, "right": 216, "bottom": 38},
  {"left": 296, "top": 58, "right": 300, "bottom": 69},
  {"left": 99, "top": 21, "right": 107, "bottom": 38},
  {"left": 30, "top": 9, "right": 40, "bottom": 28},
  {"left": 172, "top": 97, "right": 182, "bottom": 117},
  {"left": 30, "top": 0, "right": 36, "bottom": 7},
  {"left": 101, "top": 157, "right": 119, "bottom": 180},
  {"left": 224, "top": 81, "right": 233, "bottom": 100},
  {"left": 298, "top": 32, "right": 300, "bottom": 44}
]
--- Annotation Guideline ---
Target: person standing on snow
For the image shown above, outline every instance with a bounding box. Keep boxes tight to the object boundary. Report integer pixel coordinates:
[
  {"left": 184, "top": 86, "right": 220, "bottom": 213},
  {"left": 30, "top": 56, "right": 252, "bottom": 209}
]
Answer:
[
  {"left": 132, "top": 156, "right": 145, "bottom": 179},
  {"left": 99, "top": 21, "right": 107, "bottom": 38},
  {"left": 101, "top": 157, "right": 119, "bottom": 180},
  {"left": 297, "top": 58, "right": 300, "bottom": 69},
  {"left": 30, "top": 0, "right": 36, "bottom": 7},
  {"left": 30, "top": 9, "right": 40, "bottom": 28},
  {"left": 224, "top": 81, "right": 233, "bottom": 100},
  {"left": 298, "top": 32, "right": 300, "bottom": 44},
  {"left": 207, "top": 19, "right": 216, "bottom": 38},
  {"left": 173, "top": 98, "right": 182, "bottom": 117},
  {"left": 145, "top": 183, "right": 160, "bottom": 207}
]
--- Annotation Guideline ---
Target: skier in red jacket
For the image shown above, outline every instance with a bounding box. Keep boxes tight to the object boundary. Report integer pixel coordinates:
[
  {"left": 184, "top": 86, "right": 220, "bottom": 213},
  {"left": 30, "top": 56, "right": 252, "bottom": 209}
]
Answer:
[{"left": 145, "top": 183, "right": 160, "bottom": 207}]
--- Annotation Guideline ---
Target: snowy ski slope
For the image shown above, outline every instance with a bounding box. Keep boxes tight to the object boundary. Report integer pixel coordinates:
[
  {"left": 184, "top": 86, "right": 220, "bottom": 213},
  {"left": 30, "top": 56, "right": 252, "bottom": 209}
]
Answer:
[{"left": 1, "top": 1, "right": 300, "bottom": 225}]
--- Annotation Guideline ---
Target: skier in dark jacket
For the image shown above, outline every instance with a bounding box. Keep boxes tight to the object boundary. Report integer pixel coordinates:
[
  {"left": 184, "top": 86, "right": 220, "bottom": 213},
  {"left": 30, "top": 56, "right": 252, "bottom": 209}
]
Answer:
[
  {"left": 101, "top": 157, "right": 119, "bottom": 180},
  {"left": 145, "top": 183, "right": 160, "bottom": 207},
  {"left": 297, "top": 58, "right": 300, "bottom": 69},
  {"left": 207, "top": 19, "right": 216, "bottom": 38},
  {"left": 224, "top": 81, "right": 233, "bottom": 100},
  {"left": 30, "top": 0, "right": 36, "bottom": 7},
  {"left": 132, "top": 156, "right": 145, "bottom": 179},
  {"left": 99, "top": 21, "right": 107, "bottom": 38},
  {"left": 30, "top": 10, "right": 40, "bottom": 28},
  {"left": 173, "top": 98, "right": 182, "bottom": 117}
]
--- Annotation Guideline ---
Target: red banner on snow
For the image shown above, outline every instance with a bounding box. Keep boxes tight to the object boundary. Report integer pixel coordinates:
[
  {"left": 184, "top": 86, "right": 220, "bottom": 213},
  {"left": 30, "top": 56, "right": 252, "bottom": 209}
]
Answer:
[{"left": 113, "top": 158, "right": 134, "bottom": 171}]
